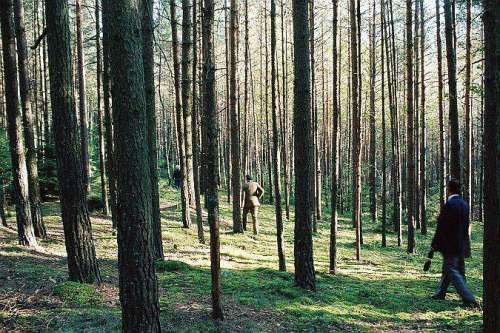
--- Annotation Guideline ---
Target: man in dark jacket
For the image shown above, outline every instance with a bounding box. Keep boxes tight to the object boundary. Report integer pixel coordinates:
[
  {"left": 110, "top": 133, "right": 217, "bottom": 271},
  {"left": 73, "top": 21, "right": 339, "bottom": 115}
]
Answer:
[{"left": 431, "top": 178, "right": 479, "bottom": 308}]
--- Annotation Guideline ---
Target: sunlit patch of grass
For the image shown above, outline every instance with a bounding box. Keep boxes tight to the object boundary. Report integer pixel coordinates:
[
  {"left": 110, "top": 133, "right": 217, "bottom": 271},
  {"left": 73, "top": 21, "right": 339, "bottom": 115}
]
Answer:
[
  {"left": 0, "top": 182, "right": 483, "bottom": 332},
  {"left": 53, "top": 281, "right": 104, "bottom": 307}
]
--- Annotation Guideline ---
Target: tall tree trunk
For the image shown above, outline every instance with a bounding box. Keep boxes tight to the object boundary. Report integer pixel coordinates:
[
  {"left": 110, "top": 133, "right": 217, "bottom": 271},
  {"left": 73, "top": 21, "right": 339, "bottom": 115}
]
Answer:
[
  {"left": 464, "top": 0, "right": 472, "bottom": 211},
  {"left": 202, "top": 0, "right": 224, "bottom": 319},
  {"left": 0, "top": 0, "right": 36, "bottom": 247},
  {"left": 406, "top": 0, "right": 416, "bottom": 254},
  {"left": 13, "top": 0, "right": 46, "bottom": 238},
  {"left": 45, "top": 0, "right": 101, "bottom": 283},
  {"left": 101, "top": 0, "right": 117, "bottom": 230},
  {"left": 95, "top": 0, "right": 110, "bottom": 216},
  {"left": 230, "top": 0, "right": 243, "bottom": 233},
  {"left": 142, "top": 0, "right": 164, "bottom": 260},
  {"left": 443, "top": 0, "right": 460, "bottom": 182},
  {"left": 75, "top": 0, "right": 89, "bottom": 193},
  {"left": 293, "top": 0, "right": 316, "bottom": 291},
  {"left": 107, "top": 0, "right": 161, "bottom": 330},
  {"left": 171, "top": 0, "right": 191, "bottom": 229},
  {"left": 270, "top": 0, "right": 286, "bottom": 272},
  {"left": 182, "top": 0, "right": 195, "bottom": 206},
  {"left": 380, "top": 0, "right": 387, "bottom": 247},
  {"left": 419, "top": 0, "right": 427, "bottom": 235},
  {"left": 369, "top": 0, "right": 377, "bottom": 227},
  {"left": 329, "top": 0, "right": 339, "bottom": 273},
  {"left": 350, "top": 0, "right": 361, "bottom": 261},
  {"left": 435, "top": 0, "right": 445, "bottom": 207},
  {"left": 192, "top": 0, "right": 204, "bottom": 244},
  {"left": 482, "top": 0, "right": 500, "bottom": 329},
  {"left": 281, "top": 0, "right": 290, "bottom": 221}
]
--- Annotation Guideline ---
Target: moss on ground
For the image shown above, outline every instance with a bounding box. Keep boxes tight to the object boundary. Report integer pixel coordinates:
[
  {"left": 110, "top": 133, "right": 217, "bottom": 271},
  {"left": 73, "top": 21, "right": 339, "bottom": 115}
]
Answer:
[{"left": 0, "top": 183, "right": 482, "bottom": 332}]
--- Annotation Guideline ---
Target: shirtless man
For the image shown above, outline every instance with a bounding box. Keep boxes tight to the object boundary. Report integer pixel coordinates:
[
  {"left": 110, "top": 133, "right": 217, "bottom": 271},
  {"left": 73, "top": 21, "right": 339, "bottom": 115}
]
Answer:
[{"left": 241, "top": 175, "right": 264, "bottom": 235}]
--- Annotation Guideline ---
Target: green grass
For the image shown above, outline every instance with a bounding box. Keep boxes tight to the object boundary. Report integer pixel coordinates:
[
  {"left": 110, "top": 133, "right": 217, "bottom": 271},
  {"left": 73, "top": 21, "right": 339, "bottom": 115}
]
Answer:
[{"left": 0, "top": 184, "right": 483, "bottom": 332}]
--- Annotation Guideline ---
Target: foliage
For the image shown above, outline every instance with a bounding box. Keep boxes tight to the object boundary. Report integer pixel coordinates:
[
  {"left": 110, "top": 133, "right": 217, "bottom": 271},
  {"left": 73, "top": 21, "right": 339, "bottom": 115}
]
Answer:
[
  {"left": 87, "top": 194, "right": 105, "bottom": 212},
  {"left": 37, "top": 143, "right": 59, "bottom": 200},
  {"left": 53, "top": 281, "right": 103, "bottom": 307}
]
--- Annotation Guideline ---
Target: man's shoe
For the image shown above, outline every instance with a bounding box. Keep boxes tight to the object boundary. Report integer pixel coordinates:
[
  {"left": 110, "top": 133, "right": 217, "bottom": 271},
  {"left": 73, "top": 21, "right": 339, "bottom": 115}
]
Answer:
[
  {"left": 431, "top": 293, "right": 446, "bottom": 300},
  {"left": 461, "top": 301, "right": 481, "bottom": 310}
]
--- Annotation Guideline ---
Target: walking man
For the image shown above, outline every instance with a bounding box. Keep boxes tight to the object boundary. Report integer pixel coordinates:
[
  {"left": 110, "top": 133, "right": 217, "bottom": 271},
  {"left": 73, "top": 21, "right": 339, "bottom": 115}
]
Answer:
[
  {"left": 242, "top": 175, "right": 264, "bottom": 235},
  {"left": 430, "top": 178, "right": 479, "bottom": 308}
]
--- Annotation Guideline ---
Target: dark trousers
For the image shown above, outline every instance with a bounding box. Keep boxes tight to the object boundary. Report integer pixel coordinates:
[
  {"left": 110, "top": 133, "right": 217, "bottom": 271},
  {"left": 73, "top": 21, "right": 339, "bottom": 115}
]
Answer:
[
  {"left": 243, "top": 206, "right": 258, "bottom": 235},
  {"left": 434, "top": 255, "right": 476, "bottom": 303}
]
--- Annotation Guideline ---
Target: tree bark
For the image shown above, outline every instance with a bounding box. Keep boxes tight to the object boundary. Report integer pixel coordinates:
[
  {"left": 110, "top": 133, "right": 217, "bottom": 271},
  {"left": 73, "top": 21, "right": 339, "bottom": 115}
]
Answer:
[
  {"left": 230, "top": 0, "right": 243, "bottom": 233},
  {"left": 270, "top": 0, "right": 286, "bottom": 272},
  {"left": 45, "top": 0, "right": 101, "bottom": 283},
  {"left": 13, "top": 0, "right": 46, "bottom": 238},
  {"left": 141, "top": 0, "right": 164, "bottom": 260},
  {"left": 330, "top": 0, "right": 339, "bottom": 273},
  {"left": 369, "top": 0, "right": 377, "bottom": 227},
  {"left": 406, "top": 0, "right": 416, "bottom": 254},
  {"left": 107, "top": 0, "right": 161, "bottom": 330},
  {"left": 293, "top": 0, "right": 316, "bottom": 291},
  {"left": 101, "top": 0, "right": 117, "bottom": 230},
  {"left": 464, "top": 0, "right": 472, "bottom": 212},
  {"left": 181, "top": 0, "right": 195, "bottom": 207},
  {"left": 0, "top": 0, "right": 36, "bottom": 247},
  {"left": 350, "top": 0, "right": 362, "bottom": 260},
  {"left": 482, "top": 0, "right": 500, "bottom": 330},
  {"left": 75, "top": 0, "right": 90, "bottom": 193},
  {"left": 380, "top": 0, "right": 387, "bottom": 247},
  {"left": 171, "top": 0, "right": 191, "bottom": 229},
  {"left": 192, "top": 0, "right": 204, "bottom": 244},
  {"left": 95, "top": 0, "right": 110, "bottom": 216},
  {"left": 202, "top": 0, "right": 224, "bottom": 319},
  {"left": 443, "top": 0, "right": 460, "bottom": 182},
  {"left": 419, "top": 0, "right": 427, "bottom": 235},
  {"left": 435, "top": 0, "right": 445, "bottom": 207}
]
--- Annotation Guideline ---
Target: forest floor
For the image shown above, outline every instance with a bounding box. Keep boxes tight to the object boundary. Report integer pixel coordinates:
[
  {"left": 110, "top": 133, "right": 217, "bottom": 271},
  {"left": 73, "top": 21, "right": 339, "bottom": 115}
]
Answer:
[{"left": 0, "top": 185, "right": 482, "bottom": 332}]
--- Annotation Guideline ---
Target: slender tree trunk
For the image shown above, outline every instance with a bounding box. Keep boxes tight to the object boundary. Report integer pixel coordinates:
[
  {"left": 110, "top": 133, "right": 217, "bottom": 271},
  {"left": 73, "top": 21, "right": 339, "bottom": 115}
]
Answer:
[
  {"left": 0, "top": 183, "right": 6, "bottom": 227},
  {"left": 107, "top": 1, "right": 161, "bottom": 330},
  {"left": 329, "top": 0, "right": 339, "bottom": 273},
  {"left": 0, "top": 0, "right": 36, "bottom": 247},
  {"left": 406, "top": 0, "right": 416, "bottom": 254},
  {"left": 230, "top": 0, "right": 243, "bottom": 233},
  {"left": 482, "top": 0, "right": 500, "bottom": 329},
  {"left": 101, "top": 0, "right": 117, "bottom": 230},
  {"left": 202, "top": 0, "right": 224, "bottom": 319},
  {"left": 419, "top": 0, "right": 427, "bottom": 235},
  {"left": 192, "top": 0, "right": 204, "bottom": 244},
  {"left": 13, "top": 0, "right": 45, "bottom": 238},
  {"left": 75, "top": 0, "right": 89, "bottom": 193},
  {"left": 443, "top": 0, "right": 460, "bottom": 182},
  {"left": 435, "top": 0, "right": 445, "bottom": 207},
  {"left": 171, "top": 0, "right": 191, "bottom": 228},
  {"left": 380, "top": 0, "right": 387, "bottom": 247},
  {"left": 46, "top": 0, "right": 101, "bottom": 283},
  {"left": 464, "top": 0, "right": 472, "bottom": 211},
  {"left": 350, "top": 0, "right": 361, "bottom": 261},
  {"left": 270, "top": 0, "right": 286, "bottom": 272},
  {"left": 182, "top": 0, "right": 195, "bottom": 207},
  {"left": 293, "top": 0, "right": 316, "bottom": 291},
  {"left": 142, "top": 0, "right": 164, "bottom": 260},
  {"left": 369, "top": 0, "right": 377, "bottom": 227},
  {"left": 94, "top": 0, "right": 110, "bottom": 216}
]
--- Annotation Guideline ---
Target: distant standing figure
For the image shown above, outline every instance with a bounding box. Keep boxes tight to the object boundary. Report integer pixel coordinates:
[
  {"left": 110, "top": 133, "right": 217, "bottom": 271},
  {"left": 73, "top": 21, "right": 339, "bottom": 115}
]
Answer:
[
  {"left": 430, "top": 178, "right": 479, "bottom": 308},
  {"left": 172, "top": 165, "right": 181, "bottom": 189},
  {"left": 242, "top": 175, "right": 264, "bottom": 235}
]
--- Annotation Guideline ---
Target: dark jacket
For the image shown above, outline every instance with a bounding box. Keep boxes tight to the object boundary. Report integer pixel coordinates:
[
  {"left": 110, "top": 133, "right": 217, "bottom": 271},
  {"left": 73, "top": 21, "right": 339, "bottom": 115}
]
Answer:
[{"left": 431, "top": 195, "right": 471, "bottom": 257}]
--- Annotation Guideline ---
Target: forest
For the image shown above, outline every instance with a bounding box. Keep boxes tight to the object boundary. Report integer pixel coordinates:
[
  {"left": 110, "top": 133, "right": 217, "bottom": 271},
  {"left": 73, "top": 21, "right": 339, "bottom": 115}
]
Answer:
[{"left": 0, "top": 0, "right": 499, "bottom": 331}]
